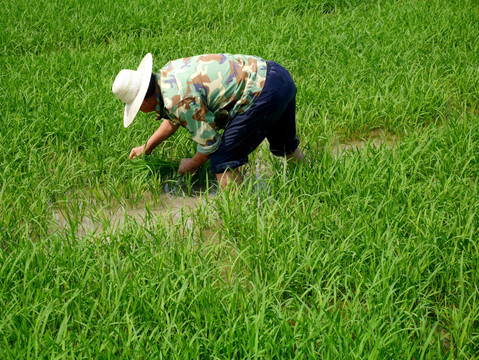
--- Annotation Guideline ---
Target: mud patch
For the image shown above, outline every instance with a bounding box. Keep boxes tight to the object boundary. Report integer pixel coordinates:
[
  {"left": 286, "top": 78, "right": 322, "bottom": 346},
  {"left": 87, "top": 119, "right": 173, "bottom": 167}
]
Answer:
[
  {"left": 52, "top": 190, "right": 211, "bottom": 238},
  {"left": 51, "top": 130, "right": 397, "bottom": 238},
  {"left": 331, "top": 129, "right": 398, "bottom": 158}
]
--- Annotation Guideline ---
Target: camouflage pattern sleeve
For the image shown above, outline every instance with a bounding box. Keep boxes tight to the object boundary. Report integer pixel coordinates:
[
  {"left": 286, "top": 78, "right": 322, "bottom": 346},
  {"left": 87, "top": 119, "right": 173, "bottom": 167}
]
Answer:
[{"left": 170, "top": 96, "right": 221, "bottom": 155}]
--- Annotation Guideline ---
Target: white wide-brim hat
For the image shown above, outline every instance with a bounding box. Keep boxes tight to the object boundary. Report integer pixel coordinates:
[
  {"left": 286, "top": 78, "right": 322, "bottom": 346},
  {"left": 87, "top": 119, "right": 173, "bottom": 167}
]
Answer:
[{"left": 112, "top": 53, "right": 153, "bottom": 128}]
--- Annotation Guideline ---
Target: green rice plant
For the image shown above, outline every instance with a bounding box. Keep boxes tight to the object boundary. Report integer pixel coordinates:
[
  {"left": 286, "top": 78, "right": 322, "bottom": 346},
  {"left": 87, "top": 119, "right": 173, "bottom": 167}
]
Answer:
[
  {"left": 131, "top": 157, "right": 179, "bottom": 178},
  {"left": 1, "top": 0, "right": 479, "bottom": 357}
]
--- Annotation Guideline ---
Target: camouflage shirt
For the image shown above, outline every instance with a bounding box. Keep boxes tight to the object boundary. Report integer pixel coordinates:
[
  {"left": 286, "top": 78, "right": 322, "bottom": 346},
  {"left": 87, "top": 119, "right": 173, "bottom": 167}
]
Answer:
[{"left": 155, "top": 54, "right": 267, "bottom": 154}]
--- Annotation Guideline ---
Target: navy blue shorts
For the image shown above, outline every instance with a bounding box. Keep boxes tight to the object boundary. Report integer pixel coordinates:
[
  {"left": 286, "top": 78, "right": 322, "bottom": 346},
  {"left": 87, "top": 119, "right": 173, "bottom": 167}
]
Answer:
[{"left": 209, "top": 61, "right": 299, "bottom": 174}]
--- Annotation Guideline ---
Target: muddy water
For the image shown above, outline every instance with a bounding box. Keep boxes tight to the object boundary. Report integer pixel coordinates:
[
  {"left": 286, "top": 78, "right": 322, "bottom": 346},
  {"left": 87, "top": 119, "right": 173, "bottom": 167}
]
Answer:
[
  {"left": 52, "top": 191, "right": 210, "bottom": 238},
  {"left": 53, "top": 131, "right": 397, "bottom": 237},
  {"left": 331, "top": 129, "right": 397, "bottom": 159},
  {"left": 331, "top": 130, "right": 398, "bottom": 158}
]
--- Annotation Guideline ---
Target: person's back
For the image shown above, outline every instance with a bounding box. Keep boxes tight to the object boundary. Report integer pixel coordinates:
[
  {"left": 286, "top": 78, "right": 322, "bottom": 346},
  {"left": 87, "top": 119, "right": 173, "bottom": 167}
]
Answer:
[{"left": 158, "top": 53, "right": 267, "bottom": 131}]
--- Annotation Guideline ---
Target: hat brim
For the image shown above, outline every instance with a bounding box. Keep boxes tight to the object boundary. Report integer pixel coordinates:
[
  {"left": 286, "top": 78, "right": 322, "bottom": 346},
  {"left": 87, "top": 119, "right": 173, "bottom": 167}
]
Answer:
[{"left": 123, "top": 53, "right": 153, "bottom": 128}]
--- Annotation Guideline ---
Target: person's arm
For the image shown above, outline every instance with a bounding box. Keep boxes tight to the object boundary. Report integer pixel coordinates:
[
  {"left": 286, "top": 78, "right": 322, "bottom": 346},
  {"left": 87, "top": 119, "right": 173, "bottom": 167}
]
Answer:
[
  {"left": 129, "top": 119, "right": 180, "bottom": 159},
  {"left": 179, "top": 152, "right": 210, "bottom": 175}
]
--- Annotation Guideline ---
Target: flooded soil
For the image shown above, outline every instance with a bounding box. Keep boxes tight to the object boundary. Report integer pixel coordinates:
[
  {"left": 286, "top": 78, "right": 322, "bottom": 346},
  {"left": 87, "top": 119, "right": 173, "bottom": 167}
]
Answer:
[
  {"left": 52, "top": 188, "right": 211, "bottom": 238},
  {"left": 331, "top": 129, "right": 397, "bottom": 159},
  {"left": 52, "top": 130, "right": 398, "bottom": 238}
]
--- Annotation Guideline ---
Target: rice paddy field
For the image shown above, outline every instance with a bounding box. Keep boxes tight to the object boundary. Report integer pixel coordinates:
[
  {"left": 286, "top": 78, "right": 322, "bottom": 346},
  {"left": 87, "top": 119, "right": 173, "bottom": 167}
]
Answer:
[{"left": 1, "top": 0, "right": 479, "bottom": 358}]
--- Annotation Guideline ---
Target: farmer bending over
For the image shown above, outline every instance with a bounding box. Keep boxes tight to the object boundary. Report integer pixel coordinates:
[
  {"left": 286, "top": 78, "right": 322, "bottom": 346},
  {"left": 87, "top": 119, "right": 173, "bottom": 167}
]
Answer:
[{"left": 112, "top": 53, "right": 304, "bottom": 188}]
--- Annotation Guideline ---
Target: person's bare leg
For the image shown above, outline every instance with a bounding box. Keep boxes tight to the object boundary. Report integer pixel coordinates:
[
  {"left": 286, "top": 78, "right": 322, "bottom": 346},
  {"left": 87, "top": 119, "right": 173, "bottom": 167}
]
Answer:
[
  {"left": 286, "top": 147, "right": 305, "bottom": 164},
  {"left": 216, "top": 169, "right": 243, "bottom": 189}
]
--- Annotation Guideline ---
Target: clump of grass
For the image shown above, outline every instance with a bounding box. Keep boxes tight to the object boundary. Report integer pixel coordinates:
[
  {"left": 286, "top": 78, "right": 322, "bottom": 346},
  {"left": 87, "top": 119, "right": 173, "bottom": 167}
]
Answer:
[
  {"left": 1, "top": 0, "right": 479, "bottom": 357},
  {"left": 133, "top": 157, "right": 179, "bottom": 177}
]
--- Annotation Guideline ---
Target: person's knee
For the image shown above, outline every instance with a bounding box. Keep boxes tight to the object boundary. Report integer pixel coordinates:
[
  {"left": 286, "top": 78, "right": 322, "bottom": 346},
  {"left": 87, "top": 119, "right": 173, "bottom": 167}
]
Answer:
[{"left": 216, "top": 169, "right": 243, "bottom": 189}]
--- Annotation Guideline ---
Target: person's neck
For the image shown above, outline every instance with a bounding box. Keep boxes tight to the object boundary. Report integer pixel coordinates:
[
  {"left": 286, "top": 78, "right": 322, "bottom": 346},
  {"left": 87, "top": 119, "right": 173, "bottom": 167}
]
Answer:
[{"left": 155, "top": 82, "right": 165, "bottom": 117}]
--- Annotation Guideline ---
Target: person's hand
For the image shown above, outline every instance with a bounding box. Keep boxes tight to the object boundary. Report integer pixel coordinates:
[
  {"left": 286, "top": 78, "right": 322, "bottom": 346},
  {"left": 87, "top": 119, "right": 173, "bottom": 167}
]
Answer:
[
  {"left": 129, "top": 145, "right": 146, "bottom": 159},
  {"left": 179, "top": 158, "right": 199, "bottom": 175}
]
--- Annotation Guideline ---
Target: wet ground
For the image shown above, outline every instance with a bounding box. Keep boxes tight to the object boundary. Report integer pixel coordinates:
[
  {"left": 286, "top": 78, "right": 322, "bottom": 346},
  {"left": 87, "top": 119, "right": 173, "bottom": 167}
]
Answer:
[
  {"left": 52, "top": 187, "right": 209, "bottom": 238},
  {"left": 331, "top": 129, "right": 397, "bottom": 159},
  {"left": 52, "top": 131, "right": 397, "bottom": 238}
]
